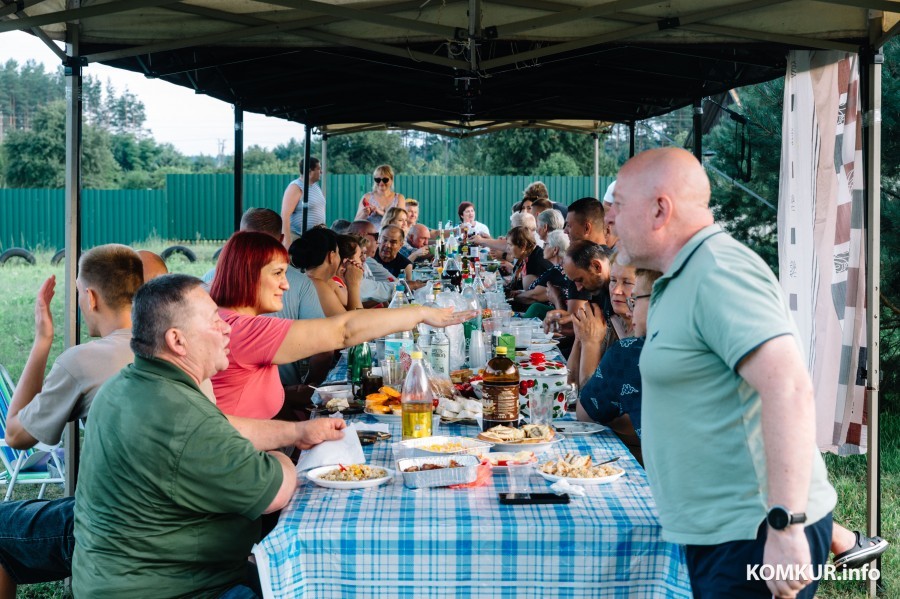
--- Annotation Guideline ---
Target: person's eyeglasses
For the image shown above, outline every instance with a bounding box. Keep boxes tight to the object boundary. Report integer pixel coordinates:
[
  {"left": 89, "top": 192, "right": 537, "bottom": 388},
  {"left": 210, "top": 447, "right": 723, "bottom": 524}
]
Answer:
[
  {"left": 373, "top": 177, "right": 391, "bottom": 184},
  {"left": 626, "top": 294, "right": 651, "bottom": 310}
]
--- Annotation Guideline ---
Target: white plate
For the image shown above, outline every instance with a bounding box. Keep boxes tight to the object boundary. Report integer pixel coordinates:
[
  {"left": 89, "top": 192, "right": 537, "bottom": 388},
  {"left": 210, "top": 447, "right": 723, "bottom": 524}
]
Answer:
[
  {"left": 527, "top": 341, "right": 559, "bottom": 353},
  {"left": 486, "top": 433, "right": 565, "bottom": 454},
  {"left": 552, "top": 422, "right": 608, "bottom": 436},
  {"left": 306, "top": 465, "right": 395, "bottom": 490},
  {"left": 364, "top": 408, "right": 401, "bottom": 422},
  {"left": 538, "top": 468, "right": 625, "bottom": 486}
]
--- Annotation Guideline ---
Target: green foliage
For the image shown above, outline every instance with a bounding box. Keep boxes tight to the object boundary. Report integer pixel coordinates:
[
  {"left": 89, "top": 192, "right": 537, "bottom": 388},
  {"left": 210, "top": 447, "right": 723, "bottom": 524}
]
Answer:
[
  {"left": 3, "top": 101, "right": 120, "bottom": 188},
  {"left": 704, "top": 80, "right": 784, "bottom": 272},
  {"left": 325, "top": 131, "right": 411, "bottom": 174}
]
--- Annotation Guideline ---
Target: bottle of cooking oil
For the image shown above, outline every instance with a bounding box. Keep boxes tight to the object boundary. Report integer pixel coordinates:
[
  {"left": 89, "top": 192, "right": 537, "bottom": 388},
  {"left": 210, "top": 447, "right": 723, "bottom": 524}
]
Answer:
[
  {"left": 401, "top": 351, "right": 433, "bottom": 440},
  {"left": 481, "top": 346, "right": 519, "bottom": 432}
]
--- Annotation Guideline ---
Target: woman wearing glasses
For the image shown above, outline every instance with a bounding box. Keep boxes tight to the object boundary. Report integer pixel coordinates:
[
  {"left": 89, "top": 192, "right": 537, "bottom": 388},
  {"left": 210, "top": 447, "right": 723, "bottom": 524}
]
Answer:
[
  {"left": 355, "top": 165, "right": 406, "bottom": 228},
  {"left": 572, "top": 261, "right": 661, "bottom": 466}
]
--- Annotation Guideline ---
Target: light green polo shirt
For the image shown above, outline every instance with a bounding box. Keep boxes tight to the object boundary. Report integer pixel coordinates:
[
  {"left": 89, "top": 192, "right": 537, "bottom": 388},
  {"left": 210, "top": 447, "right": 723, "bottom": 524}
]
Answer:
[
  {"left": 73, "top": 356, "right": 283, "bottom": 599},
  {"left": 640, "top": 225, "right": 836, "bottom": 546}
]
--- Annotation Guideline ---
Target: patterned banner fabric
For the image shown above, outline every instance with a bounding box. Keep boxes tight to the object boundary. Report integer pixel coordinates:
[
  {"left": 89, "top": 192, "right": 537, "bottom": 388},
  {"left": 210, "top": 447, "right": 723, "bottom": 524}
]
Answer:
[
  {"left": 778, "top": 50, "right": 867, "bottom": 455},
  {"left": 254, "top": 356, "right": 691, "bottom": 598}
]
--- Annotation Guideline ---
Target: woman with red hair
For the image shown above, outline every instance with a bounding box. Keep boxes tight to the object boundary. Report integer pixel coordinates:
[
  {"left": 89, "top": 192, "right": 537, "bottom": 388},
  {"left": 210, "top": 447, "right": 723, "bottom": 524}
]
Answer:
[{"left": 210, "top": 231, "right": 471, "bottom": 420}]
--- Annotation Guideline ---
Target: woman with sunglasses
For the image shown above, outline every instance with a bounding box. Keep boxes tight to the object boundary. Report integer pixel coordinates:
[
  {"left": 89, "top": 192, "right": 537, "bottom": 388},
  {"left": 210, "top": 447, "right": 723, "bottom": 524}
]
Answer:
[
  {"left": 355, "top": 165, "right": 405, "bottom": 229},
  {"left": 573, "top": 266, "right": 661, "bottom": 466},
  {"left": 209, "top": 231, "right": 472, "bottom": 421}
]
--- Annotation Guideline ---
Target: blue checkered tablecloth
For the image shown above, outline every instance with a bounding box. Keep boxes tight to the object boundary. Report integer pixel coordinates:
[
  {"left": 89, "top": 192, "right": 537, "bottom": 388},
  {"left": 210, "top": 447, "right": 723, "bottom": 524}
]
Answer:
[{"left": 254, "top": 355, "right": 691, "bottom": 599}]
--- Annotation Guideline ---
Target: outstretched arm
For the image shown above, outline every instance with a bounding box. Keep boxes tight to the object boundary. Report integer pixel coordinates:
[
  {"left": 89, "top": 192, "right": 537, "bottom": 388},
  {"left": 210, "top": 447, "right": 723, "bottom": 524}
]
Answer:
[
  {"left": 6, "top": 276, "right": 56, "bottom": 449},
  {"left": 272, "top": 305, "right": 475, "bottom": 365}
]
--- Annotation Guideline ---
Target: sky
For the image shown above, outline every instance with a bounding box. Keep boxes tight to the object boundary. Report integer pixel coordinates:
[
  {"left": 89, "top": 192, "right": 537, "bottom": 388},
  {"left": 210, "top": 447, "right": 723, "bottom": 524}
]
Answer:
[{"left": 0, "top": 30, "right": 306, "bottom": 156}]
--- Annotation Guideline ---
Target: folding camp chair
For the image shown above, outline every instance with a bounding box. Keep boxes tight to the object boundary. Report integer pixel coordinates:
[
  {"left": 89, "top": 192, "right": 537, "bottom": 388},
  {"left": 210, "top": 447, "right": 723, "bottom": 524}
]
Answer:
[{"left": 0, "top": 364, "right": 66, "bottom": 501}]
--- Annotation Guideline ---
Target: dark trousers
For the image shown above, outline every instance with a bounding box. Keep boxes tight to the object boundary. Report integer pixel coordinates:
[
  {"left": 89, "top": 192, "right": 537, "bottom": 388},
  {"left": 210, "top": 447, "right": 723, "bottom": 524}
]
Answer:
[{"left": 685, "top": 512, "right": 833, "bottom": 599}]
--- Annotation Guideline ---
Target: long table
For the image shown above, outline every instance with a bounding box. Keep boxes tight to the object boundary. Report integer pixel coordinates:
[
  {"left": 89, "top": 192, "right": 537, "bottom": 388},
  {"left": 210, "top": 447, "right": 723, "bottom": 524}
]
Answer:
[{"left": 253, "top": 357, "right": 691, "bottom": 598}]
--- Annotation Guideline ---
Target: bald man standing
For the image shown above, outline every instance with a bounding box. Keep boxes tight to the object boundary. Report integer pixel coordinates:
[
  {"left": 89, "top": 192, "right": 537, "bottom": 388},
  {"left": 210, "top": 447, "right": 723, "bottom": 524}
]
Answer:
[{"left": 608, "top": 148, "right": 835, "bottom": 599}]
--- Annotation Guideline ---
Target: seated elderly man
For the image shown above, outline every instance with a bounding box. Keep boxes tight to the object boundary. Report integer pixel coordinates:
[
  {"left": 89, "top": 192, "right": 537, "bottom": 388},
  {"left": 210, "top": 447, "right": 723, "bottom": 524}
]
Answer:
[
  {"left": 400, "top": 223, "right": 431, "bottom": 263},
  {"left": 346, "top": 220, "right": 395, "bottom": 303},
  {"left": 72, "top": 274, "right": 345, "bottom": 597},
  {"left": 374, "top": 224, "right": 413, "bottom": 279},
  {"left": 536, "top": 209, "right": 565, "bottom": 244}
]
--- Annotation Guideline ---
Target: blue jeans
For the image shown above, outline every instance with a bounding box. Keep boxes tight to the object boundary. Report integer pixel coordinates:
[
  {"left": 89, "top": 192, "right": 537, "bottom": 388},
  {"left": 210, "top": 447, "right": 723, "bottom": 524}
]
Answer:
[
  {"left": 0, "top": 497, "right": 75, "bottom": 584},
  {"left": 685, "top": 512, "right": 833, "bottom": 599}
]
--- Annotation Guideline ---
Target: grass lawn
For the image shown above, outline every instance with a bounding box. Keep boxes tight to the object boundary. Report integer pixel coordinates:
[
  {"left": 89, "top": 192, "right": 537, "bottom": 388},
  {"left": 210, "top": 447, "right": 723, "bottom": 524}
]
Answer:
[{"left": 1, "top": 242, "right": 894, "bottom": 598}]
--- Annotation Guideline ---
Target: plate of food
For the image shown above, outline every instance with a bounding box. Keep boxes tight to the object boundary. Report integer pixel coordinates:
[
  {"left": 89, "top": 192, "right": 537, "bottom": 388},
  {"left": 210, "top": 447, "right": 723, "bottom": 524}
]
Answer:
[
  {"left": 365, "top": 386, "right": 402, "bottom": 419},
  {"left": 436, "top": 397, "right": 482, "bottom": 425},
  {"left": 552, "top": 422, "right": 608, "bottom": 436},
  {"left": 537, "top": 453, "right": 624, "bottom": 485},
  {"left": 322, "top": 397, "right": 365, "bottom": 415},
  {"left": 477, "top": 424, "right": 563, "bottom": 453},
  {"left": 363, "top": 408, "right": 401, "bottom": 422},
  {"left": 527, "top": 341, "right": 559, "bottom": 353},
  {"left": 306, "top": 464, "right": 395, "bottom": 490}
]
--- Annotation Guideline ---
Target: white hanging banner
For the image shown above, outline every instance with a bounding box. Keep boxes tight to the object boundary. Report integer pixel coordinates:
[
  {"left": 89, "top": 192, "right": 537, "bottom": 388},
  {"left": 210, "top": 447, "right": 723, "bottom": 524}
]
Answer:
[{"left": 778, "top": 51, "right": 867, "bottom": 455}]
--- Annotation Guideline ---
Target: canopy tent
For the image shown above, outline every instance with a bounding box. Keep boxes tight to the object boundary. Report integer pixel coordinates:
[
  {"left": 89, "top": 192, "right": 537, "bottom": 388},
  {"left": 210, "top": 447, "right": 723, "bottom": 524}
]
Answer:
[
  {"left": 2, "top": 2, "right": 896, "bottom": 593},
  {"left": 4, "top": 1, "right": 896, "bottom": 125}
]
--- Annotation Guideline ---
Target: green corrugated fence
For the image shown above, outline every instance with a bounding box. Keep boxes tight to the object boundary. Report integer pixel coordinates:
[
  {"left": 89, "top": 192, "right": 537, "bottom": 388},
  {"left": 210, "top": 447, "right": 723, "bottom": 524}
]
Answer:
[{"left": 0, "top": 175, "right": 614, "bottom": 250}]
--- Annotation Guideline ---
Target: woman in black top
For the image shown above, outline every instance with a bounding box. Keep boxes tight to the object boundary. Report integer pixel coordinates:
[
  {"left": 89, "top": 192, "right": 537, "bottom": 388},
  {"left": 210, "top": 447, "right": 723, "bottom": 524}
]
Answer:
[
  {"left": 511, "top": 229, "right": 570, "bottom": 316},
  {"left": 505, "top": 226, "right": 552, "bottom": 312}
]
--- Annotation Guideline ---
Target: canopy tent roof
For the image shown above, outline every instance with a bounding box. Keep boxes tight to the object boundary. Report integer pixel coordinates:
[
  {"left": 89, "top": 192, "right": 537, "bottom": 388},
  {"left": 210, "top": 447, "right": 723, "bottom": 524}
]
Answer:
[{"left": 3, "top": 1, "right": 898, "bottom": 127}]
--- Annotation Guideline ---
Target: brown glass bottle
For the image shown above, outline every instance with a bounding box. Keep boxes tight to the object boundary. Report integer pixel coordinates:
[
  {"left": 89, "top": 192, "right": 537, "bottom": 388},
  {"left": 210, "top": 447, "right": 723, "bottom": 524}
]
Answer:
[{"left": 481, "top": 346, "right": 519, "bottom": 431}]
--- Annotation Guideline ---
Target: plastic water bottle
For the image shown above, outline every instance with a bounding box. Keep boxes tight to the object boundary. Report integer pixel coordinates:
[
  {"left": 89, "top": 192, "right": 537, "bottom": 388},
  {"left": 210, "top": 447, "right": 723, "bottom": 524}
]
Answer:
[
  {"left": 386, "top": 284, "right": 413, "bottom": 363},
  {"left": 401, "top": 351, "right": 433, "bottom": 440},
  {"left": 388, "top": 283, "right": 408, "bottom": 310},
  {"left": 460, "top": 277, "right": 482, "bottom": 351},
  {"left": 429, "top": 326, "right": 451, "bottom": 377},
  {"left": 398, "top": 273, "right": 413, "bottom": 300}
]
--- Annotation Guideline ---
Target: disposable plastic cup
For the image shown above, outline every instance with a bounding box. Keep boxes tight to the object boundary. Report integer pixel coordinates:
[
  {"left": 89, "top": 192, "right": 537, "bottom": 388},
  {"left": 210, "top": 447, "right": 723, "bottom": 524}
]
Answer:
[
  {"left": 528, "top": 391, "right": 554, "bottom": 426},
  {"left": 506, "top": 461, "right": 533, "bottom": 495},
  {"left": 380, "top": 359, "right": 405, "bottom": 387}
]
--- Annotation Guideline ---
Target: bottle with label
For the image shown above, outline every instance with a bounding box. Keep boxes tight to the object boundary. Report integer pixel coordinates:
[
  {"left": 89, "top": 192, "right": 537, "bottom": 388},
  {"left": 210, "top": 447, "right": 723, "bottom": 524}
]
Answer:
[
  {"left": 401, "top": 351, "right": 433, "bottom": 440},
  {"left": 460, "top": 277, "right": 482, "bottom": 349},
  {"left": 444, "top": 253, "right": 462, "bottom": 289},
  {"left": 481, "top": 346, "right": 519, "bottom": 431},
  {"left": 348, "top": 341, "right": 372, "bottom": 400},
  {"left": 429, "top": 326, "right": 451, "bottom": 376},
  {"left": 398, "top": 273, "right": 414, "bottom": 301},
  {"left": 385, "top": 284, "right": 414, "bottom": 362}
]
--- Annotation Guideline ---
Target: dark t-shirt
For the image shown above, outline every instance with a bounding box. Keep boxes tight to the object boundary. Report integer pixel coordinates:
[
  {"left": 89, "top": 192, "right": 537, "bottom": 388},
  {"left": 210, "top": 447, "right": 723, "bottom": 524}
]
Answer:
[
  {"left": 528, "top": 263, "right": 568, "bottom": 299},
  {"left": 580, "top": 336, "right": 644, "bottom": 436},
  {"left": 524, "top": 245, "right": 553, "bottom": 278},
  {"left": 374, "top": 252, "right": 411, "bottom": 277}
]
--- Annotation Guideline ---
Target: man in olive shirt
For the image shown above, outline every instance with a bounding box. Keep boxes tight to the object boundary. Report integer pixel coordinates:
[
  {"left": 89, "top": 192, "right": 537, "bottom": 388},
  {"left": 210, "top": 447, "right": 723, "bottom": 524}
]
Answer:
[
  {"left": 72, "top": 275, "right": 344, "bottom": 598},
  {"left": 607, "top": 148, "right": 835, "bottom": 599}
]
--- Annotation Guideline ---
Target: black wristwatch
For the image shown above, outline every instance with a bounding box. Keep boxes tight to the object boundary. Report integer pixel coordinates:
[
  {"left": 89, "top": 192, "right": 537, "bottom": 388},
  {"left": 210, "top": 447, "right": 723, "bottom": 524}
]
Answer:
[{"left": 766, "top": 505, "right": 807, "bottom": 530}]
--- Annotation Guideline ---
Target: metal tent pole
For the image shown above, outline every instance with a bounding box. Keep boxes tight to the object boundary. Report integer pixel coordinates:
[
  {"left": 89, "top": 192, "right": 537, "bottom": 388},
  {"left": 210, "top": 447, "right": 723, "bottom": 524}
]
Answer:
[
  {"left": 692, "top": 99, "right": 703, "bottom": 160},
  {"left": 593, "top": 132, "right": 599, "bottom": 199},
  {"left": 301, "top": 125, "right": 311, "bottom": 233},
  {"left": 234, "top": 106, "right": 244, "bottom": 231},
  {"left": 63, "top": 19, "right": 82, "bottom": 496},
  {"left": 862, "top": 37, "right": 883, "bottom": 598},
  {"left": 321, "top": 133, "right": 328, "bottom": 196},
  {"left": 628, "top": 121, "right": 636, "bottom": 157}
]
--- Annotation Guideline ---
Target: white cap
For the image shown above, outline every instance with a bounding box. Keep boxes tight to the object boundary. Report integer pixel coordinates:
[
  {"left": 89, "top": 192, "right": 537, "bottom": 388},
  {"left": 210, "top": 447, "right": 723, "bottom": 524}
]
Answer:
[{"left": 602, "top": 180, "right": 616, "bottom": 205}]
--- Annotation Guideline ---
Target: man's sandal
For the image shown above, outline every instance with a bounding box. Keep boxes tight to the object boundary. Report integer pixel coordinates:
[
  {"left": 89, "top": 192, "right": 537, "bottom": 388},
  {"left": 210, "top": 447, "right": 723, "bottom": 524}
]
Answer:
[{"left": 833, "top": 531, "right": 889, "bottom": 569}]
